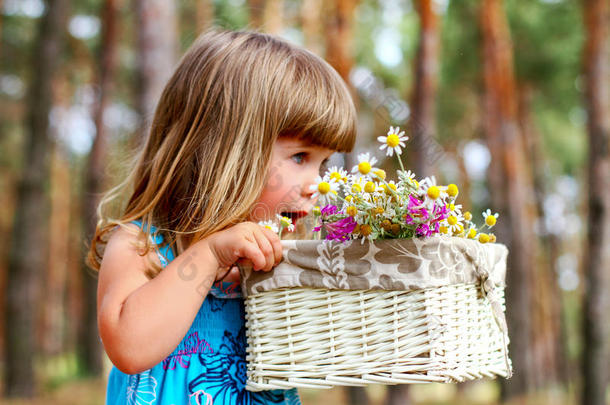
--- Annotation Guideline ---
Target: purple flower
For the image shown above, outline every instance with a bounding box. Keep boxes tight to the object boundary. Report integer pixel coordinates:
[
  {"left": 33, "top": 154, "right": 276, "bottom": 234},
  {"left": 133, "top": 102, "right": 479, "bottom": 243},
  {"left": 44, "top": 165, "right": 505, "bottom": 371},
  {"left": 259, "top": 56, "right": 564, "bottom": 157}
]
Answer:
[
  {"left": 320, "top": 204, "right": 339, "bottom": 216},
  {"left": 416, "top": 223, "right": 433, "bottom": 237},
  {"left": 324, "top": 217, "right": 357, "bottom": 242},
  {"left": 406, "top": 195, "right": 429, "bottom": 223}
]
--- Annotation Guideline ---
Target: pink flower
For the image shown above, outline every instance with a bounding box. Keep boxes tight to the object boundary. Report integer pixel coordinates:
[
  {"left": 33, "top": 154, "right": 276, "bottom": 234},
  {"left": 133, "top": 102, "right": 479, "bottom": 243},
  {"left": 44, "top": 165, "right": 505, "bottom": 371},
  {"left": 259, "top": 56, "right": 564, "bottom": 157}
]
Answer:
[
  {"left": 320, "top": 217, "right": 357, "bottom": 242},
  {"left": 321, "top": 204, "right": 339, "bottom": 216}
]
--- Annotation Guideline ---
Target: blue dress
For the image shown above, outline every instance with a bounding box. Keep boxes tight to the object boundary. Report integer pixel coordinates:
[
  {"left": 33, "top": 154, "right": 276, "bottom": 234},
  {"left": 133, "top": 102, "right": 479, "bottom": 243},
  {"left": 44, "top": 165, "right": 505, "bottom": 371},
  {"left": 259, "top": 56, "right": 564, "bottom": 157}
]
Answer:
[{"left": 105, "top": 220, "right": 300, "bottom": 405}]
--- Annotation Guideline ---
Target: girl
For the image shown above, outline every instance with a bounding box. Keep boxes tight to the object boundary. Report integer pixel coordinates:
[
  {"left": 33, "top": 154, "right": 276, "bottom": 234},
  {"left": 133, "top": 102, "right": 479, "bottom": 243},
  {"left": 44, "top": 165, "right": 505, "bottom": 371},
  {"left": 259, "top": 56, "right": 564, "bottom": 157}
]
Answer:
[{"left": 87, "top": 29, "right": 357, "bottom": 404}]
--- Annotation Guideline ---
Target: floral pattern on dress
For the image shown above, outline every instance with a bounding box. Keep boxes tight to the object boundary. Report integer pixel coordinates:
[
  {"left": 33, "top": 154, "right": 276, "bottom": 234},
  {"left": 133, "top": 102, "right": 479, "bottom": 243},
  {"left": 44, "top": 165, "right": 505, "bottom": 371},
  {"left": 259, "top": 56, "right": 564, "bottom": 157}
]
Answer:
[
  {"left": 126, "top": 370, "right": 157, "bottom": 405},
  {"left": 189, "top": 389, "right": 214, "bottom": 405},
  {"left": 188, "top": 327, "right": 289, "bottom": 404},
  {"left": 163, "top": 332, "right": 214, "bottom": 370}
]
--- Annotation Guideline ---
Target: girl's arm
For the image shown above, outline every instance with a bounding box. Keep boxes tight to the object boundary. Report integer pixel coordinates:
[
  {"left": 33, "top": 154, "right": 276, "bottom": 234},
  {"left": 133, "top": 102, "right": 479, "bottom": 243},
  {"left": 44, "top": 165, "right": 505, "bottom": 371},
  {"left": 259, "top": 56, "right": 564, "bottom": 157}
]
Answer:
[{"left": 97, "top": 222, "right": 281, "bottom": 375}]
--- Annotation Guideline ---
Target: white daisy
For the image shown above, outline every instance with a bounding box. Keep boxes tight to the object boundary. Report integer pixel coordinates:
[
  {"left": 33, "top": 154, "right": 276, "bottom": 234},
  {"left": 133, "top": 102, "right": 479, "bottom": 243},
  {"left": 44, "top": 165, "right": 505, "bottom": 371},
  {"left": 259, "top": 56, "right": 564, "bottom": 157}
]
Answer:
[
  {"left": 482, "top": 209, "right": 499, "bottom": 227},
  {"left": 309, "top": 175, "right": 339, "bottom": 206},
  {"left": 325, "top": 166, "right": 349, "bottom": 183},
  {"left": 377, "top": 126, "right": 409, "bottom": 156},
  {"left": 351, "top": 153, "right": 378, "bottom": 177},
  {"left": 446, "top": 211, "right": 465, "bottom": 234},
  {"left": 447, "top": 202, "right": 463, "bottom": 217},
  {"left": 258, "top": 219, "right": 279, "bottom": 233},
  {"left": 419, "top": 176, "right": 448, "bottom": 206}
]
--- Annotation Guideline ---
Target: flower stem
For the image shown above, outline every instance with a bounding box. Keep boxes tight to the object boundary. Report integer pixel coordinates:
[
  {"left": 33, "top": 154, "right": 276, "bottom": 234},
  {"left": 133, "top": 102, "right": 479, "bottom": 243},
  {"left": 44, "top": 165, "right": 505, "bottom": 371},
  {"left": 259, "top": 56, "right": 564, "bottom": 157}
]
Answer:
[{"left": 397, "top": 155, "right": 405, "bottom": 172}]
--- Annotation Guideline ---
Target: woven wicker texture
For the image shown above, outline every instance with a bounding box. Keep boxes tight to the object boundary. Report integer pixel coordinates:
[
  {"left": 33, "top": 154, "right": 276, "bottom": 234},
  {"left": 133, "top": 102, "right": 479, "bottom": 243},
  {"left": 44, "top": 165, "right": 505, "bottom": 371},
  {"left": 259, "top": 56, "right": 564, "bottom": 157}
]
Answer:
[{"left": 244, "top": 284, "right": 511, "bottom": 391}]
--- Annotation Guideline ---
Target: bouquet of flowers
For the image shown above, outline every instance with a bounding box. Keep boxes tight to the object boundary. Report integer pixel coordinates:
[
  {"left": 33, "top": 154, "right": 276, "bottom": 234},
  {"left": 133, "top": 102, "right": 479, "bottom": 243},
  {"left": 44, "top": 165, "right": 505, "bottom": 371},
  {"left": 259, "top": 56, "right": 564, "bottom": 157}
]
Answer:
[{"left": 308, "top": 126, "right": 500, "bottom": 244}]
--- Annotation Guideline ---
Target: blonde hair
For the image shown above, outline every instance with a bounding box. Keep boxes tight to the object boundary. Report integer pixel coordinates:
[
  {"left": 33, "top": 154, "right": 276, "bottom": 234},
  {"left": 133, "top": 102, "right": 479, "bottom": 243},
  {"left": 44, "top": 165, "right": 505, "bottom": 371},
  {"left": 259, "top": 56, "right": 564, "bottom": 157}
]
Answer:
[{"left": 86, "top": 28, "right": 357, "bottom": 278}]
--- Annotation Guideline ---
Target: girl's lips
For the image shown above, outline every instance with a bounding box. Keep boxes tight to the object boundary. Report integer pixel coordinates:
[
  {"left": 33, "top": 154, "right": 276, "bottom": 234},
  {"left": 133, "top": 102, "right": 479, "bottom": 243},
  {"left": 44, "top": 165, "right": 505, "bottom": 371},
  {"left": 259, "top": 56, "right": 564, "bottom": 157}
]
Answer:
[{"left": 280, "top": 211, "right": 308, "bottom": 222}]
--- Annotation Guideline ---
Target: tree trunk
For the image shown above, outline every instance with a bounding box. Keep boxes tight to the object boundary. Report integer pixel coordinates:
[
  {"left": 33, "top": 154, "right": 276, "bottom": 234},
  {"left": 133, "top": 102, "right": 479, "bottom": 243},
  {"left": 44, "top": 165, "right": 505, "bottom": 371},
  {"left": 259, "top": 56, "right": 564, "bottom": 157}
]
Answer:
[
  {"left": 41, "top": 145, "right": 71, "bottom": 356},
  {"left": 479, "top": 0, "right": 536, "bottom": 399},
  {"left": 387, "top": 385, "right": 412, "bottom": 405},
  {"left": 77, "top": 0, "right": 120, "bottom": 377},
  {"left": 196, "top": 0, "right": 214, "bottom": 34},
  {"left": 581, "top": 0, "right": 610, "bottom": 403},
  {"left": 248, "top": 0, "right": 265, "bottom": 29},
  {"left": 323, "top": 0, "right": 358, "bottom": 85},
  {"left": 517, "top": 84, "right": 564, "bottom": 389},
  {"left": 248, "top": 0, "right": 284, "bottom": 34},
  {"left": 263, "top": 0, "right": 283, "bottom": 35},
  {"left": 3, "top": 0, "right": 67, "bottom": 397},
  {"left": 408, "top": 0, "right": 440, "bottom": 179},
  {"left": 134, "top": 0, "right": 178, "bottom": 143},
  {"left": 301, "top": 0, "right": 324, "bottom": 56}
]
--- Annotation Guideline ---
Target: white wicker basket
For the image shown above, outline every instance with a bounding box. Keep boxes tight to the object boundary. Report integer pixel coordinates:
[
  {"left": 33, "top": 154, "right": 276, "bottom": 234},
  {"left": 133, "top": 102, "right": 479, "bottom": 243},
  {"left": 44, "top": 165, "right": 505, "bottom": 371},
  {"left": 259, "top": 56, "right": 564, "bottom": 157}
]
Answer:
[{"left": 240, "top": 237, "right": 512, "bottom": 391}]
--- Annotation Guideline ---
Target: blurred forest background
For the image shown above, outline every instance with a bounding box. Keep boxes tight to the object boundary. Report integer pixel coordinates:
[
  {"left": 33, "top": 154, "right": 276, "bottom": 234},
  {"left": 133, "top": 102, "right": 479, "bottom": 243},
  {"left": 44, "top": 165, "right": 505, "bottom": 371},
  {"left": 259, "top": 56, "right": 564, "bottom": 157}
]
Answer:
[{"left": 0, "top": 0, "right": 609, "bottom": 404}]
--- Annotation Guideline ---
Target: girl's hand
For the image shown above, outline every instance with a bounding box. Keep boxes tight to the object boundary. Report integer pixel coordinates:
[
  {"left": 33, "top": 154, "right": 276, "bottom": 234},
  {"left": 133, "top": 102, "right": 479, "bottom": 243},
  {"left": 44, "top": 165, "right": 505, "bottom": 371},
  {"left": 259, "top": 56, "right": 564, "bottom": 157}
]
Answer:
[{"left": 204, "top": 222, "right": 283, "bottom": 280}]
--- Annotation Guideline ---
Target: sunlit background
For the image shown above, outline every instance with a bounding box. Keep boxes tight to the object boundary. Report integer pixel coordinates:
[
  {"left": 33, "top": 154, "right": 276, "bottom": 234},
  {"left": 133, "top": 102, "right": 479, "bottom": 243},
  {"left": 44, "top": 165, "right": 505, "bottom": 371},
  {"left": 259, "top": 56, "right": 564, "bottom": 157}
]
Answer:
[{"left": 1, "top": 0, "right": 608, "bottom": 403}]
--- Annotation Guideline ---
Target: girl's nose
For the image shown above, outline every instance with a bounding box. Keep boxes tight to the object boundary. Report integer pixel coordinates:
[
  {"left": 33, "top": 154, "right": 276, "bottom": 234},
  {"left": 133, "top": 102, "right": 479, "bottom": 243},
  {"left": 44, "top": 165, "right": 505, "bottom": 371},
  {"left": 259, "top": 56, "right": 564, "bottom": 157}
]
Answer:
[{"left": 301, "top": 171, "right": 317, "bottom": 198}]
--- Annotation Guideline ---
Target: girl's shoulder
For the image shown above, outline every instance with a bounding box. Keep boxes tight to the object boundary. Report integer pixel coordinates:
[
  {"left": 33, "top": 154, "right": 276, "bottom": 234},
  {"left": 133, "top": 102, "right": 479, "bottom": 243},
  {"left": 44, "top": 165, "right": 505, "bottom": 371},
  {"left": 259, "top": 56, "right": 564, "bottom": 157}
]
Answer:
[{"left": 104, "top": 221, "right": 165, "bottom": 271}]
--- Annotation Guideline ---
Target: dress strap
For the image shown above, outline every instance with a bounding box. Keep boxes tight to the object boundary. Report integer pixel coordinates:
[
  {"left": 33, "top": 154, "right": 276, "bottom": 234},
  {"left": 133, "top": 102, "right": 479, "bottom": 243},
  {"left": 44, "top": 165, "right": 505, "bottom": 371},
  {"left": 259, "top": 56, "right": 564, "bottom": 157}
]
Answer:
[{"left": 129, "top": 220, "right": 174, "bottom": 267}]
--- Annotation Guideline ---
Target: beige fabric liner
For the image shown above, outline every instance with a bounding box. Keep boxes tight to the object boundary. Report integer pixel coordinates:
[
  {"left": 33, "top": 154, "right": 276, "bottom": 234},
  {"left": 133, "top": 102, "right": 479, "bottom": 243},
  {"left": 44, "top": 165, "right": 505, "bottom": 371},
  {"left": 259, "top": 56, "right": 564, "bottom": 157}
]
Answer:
[{"left": 240, "top": 236, "right": 509, "bottom": 334}]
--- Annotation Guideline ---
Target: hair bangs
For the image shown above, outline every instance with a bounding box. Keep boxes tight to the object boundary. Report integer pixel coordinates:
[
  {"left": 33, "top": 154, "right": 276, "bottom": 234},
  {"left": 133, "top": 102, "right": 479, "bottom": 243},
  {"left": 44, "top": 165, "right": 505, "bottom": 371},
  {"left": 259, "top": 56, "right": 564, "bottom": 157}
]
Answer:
[{"left": 278, "top": 51, "right": 357, "bottom": 153}]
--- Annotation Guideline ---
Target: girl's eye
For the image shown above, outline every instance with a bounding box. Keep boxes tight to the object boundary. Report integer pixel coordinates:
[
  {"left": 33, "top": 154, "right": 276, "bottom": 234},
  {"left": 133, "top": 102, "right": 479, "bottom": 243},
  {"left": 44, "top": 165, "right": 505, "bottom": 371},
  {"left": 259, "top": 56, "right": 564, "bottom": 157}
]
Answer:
[{"left": 291, "top": 152, "right": 307, "bottom": 164}]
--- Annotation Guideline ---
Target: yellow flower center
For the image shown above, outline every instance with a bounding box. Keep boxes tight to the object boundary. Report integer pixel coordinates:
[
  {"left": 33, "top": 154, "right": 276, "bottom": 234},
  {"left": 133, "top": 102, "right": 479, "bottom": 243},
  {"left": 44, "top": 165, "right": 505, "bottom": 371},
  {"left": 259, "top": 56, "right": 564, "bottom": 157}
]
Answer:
[
  {"left": 375, "top": 207, "right": 385, "bottom": 215},
  {"left": 427, "top": 186, "right": 440, "bottom": 200},
  {"left": 317, "top": 182, "right": 331, "bottom": 194},
  {"left": 485, "top": 215, "right": 497, "bottom": 227},
  {"left": 346, "top": 206, "right": 358, "bottom": 217},
  {"left": 373, "top": 169, "right": 386, "bottom": 180},
  {"left": 345, "top": 195, "right": 353, "bottom": 202},
  {"left": 312, "top": 206, "right": 321, "bottom": 216},
  {"left": 464, "top": 211, "right": 472, "bottom": 221},
  {"left": 478, "top": 233, "right": 490, "bottom": 244},
  {"left": 447, "top": 184, "right": 459, "bottom": 197},
  {"left": 449, "top": 203, "right": 455, "bottom": 211},
  {"left": 439, "top": 226, "right": 448, "bottom": 234},
  {"left": 489, "top": 234, "right": 497, "bottom": 243},
  {"left": 387, "top": 134, "right": 400, "bottom": 148},
  {"left": 364, "top": 181, "right": 376, "bottom": 193},
  {"left": 447, "top": 215, "right": 458, "bottom": 226},
  {"left": 468, "top": 228, "right": 477, "bottom": 239},
  {"left": 264, "top": 225, "right": 274, "bottom": 230},
  {"left": 351, "top": 184, "right": 362, "bottom": 193},
  {"left": 280, "top": 217, "right": 291, "bottom": 227},
  {"left": 358, "top": 161, "right": 371, "bottom": 174},
  {"left": 330, "top": 172, "right": 342, "bottom": 181}
]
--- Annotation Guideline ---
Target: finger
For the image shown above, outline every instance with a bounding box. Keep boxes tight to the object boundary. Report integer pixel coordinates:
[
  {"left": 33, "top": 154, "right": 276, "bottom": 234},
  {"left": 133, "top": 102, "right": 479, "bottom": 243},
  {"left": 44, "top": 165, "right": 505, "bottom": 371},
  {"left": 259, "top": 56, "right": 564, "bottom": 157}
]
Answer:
[
  {"left": 260, "top": 226, "right": 283, "bottom": 265},
  {"left": 238, "top": 240, "right": 267, "bottom": 271},
  {"left": 253, "top": 229, "right": 275, "bottom": 271}
]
